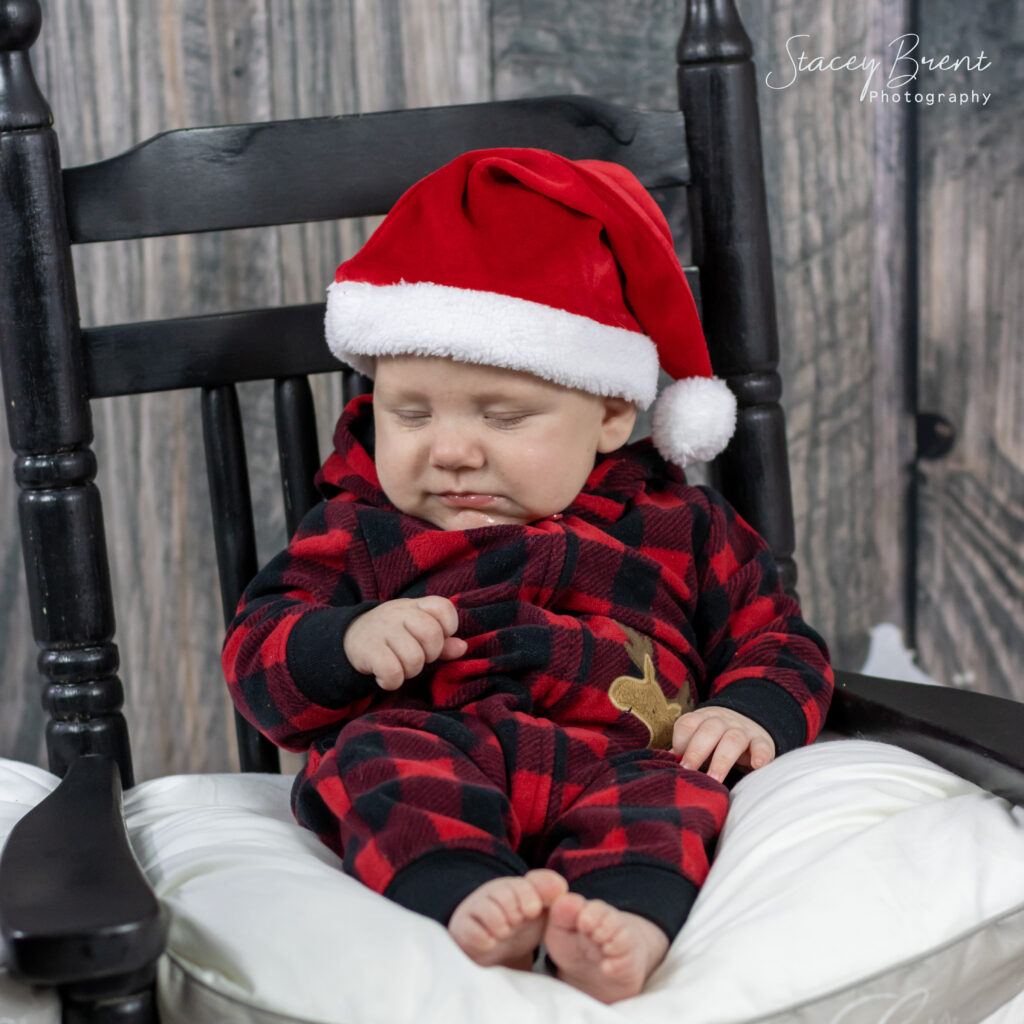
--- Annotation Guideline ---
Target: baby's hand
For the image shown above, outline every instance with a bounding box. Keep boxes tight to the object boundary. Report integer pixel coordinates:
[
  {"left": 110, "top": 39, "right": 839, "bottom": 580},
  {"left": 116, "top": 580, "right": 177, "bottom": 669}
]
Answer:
[
  {"left": 343, "top": 597, "right": 468, "bottom": 691},
  {"left": 672, "top": 706, "right": 775, "bottom": 783}
]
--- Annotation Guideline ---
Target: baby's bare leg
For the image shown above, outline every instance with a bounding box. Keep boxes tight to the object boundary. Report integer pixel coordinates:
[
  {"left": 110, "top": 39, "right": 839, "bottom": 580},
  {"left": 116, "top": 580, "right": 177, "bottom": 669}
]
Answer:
[
  {"left": 544, "top": 892, "right": 669, "bottom": 1003},
  {"left": 448, "top": 869, "right": 568, "bottom": 970}
]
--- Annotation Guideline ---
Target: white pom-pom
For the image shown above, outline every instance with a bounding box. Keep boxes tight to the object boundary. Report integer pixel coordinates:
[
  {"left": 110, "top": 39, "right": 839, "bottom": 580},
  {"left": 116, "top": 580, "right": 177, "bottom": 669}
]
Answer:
[{"left": 651, "top": 376, "right": 737, "bottom": 467}]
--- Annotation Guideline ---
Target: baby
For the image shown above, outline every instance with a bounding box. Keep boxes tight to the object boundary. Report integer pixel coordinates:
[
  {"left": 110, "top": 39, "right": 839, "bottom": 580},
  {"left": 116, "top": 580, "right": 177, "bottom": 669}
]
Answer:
[{"left": 223, "top": 149, "right": 832, "bottom": 1003}]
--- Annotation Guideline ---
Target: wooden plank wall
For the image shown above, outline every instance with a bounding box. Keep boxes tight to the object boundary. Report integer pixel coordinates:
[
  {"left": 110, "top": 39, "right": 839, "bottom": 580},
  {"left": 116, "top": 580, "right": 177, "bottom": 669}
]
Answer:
[
  {"left": 0, "top": 0, "right": 1017, "bottom": 777},
  {"left": 0, "top": 0, "right": 494, "bottom": 776},
  {"left": 914, "top": 2, "right": 1023, "bottom": 699},
  {"left": 738, "top": 1, "right": 915, "bottom": 668},
  {"left": 492, "top": 0, "right": 916, "bottom": 674}
]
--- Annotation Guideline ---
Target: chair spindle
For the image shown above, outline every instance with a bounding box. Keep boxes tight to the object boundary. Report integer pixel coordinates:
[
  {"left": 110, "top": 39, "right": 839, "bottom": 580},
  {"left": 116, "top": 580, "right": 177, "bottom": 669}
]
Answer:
[
  {"left": 343, "top": 371, "right": 373, "bottom": 406},
  {"left": 201, "top": 384, "right": 280, "bottom": 772},
  {"left": 274, "top": 376, "right": 321, "bottom": 538},
  {"left": 677, "top": 0, "right": 799, "bottom": 596},
  {"left": 0, "top": 0, "right": 133, "bottom": 786}
]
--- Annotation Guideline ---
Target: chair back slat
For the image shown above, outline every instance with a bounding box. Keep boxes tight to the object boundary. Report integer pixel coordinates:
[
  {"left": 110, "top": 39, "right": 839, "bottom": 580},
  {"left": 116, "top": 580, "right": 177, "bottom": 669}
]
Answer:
[
  {"left": 83, "top": 305, "right": 333, "bottom": 399},
  {"left": 200, "top": 384, "right": 280, "bottom": 772},
  {"left": 274, "top": 377, "right": 322, "bottom": 538},
  {"left": 82, "top": 267, "right": 699, "bottom": 400},
  {"left": 63, "top": 99, "right": 689, "bottom": 242}
]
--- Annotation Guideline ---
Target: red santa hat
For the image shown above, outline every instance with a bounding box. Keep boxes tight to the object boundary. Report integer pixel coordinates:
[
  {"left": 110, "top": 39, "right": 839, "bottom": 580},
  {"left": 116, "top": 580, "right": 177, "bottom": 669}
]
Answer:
[{"left": 324, "top": 148, "right": 736, "bottom": 467}]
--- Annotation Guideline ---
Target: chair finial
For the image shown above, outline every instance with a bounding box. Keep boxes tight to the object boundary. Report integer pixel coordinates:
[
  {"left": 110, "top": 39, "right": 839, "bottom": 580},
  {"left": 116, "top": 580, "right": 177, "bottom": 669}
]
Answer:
[
  {"left": 0, "top": 0, "right": 41, "bottom": 50},
  {"left": 0, "top": 0, "right": 51, "bottom": 131},
  {"left": 677, "top": 0, "right": 753, "bottom": 65}
]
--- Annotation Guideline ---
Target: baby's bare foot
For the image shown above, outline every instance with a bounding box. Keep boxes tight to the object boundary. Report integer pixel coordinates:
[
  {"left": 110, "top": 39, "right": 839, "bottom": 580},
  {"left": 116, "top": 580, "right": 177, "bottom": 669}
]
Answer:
[
  {"left": 448, "top": 869, "right": 568, "bottom": 970},
  {"left": 544, "top": 892, "right": 669, "bottom": 1003}
]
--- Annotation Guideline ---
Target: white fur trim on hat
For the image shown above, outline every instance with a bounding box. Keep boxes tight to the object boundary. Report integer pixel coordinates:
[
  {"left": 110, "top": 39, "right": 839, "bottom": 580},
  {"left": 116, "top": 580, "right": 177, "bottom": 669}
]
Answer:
[
  {"left": 325, "top": 279, "right": 661, "bottom": 407},
  {"left": 651, "top": 376, "right": 737, "bottom": 467}
]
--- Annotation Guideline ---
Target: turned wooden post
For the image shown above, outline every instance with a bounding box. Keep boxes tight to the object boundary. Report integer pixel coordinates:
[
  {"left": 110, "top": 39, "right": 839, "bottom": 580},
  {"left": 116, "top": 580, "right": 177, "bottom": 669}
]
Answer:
[
  {"left": 677, "top": 0, "right": 799, "bottom": 596},
  {"left": 0, "top": 0, "right": 134, "bottom": 786}
]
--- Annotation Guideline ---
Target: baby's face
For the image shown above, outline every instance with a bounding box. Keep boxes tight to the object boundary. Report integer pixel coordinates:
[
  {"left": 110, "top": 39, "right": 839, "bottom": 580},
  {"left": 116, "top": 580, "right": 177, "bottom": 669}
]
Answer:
[{"left": 373, "top": 356, "right": 636, "bottom": 530}]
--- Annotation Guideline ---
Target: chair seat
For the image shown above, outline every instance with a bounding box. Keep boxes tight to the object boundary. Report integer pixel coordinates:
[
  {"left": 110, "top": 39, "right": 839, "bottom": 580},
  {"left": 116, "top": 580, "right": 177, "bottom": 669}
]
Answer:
[{"left": 3, "top": 740, "right": 1024, "bottom": 1023}]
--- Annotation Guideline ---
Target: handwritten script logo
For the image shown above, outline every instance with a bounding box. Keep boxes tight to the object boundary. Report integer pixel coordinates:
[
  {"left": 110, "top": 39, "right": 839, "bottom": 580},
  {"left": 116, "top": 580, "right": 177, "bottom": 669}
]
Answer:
[{"left": 765, "top": 34, "right": 992, "bottom": 106}]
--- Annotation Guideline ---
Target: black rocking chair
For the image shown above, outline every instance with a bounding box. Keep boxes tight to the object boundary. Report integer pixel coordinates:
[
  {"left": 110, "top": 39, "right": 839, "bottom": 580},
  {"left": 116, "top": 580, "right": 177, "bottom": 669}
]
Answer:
[{"left": 1, "top": 0, "right": 1022, "bottom": 1021}]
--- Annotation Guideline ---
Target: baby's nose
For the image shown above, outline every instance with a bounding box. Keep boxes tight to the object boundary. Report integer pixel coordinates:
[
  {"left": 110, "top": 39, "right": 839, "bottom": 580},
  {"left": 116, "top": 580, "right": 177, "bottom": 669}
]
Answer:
[{"left": 429, "top": 424, "right": 485, "bottom": 469}]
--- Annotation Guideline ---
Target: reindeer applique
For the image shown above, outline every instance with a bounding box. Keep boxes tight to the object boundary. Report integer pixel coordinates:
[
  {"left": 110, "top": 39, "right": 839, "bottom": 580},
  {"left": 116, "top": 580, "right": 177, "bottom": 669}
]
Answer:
[{"left": 608, "top": 624, "right": 694, "bottom": 749}]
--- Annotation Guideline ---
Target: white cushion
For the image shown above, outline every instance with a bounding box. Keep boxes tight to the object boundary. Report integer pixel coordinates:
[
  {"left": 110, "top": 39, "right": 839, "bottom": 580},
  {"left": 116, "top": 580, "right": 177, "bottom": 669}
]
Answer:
[{"left": 2, "top": 740, "right": 1023, "bottom": 1023}]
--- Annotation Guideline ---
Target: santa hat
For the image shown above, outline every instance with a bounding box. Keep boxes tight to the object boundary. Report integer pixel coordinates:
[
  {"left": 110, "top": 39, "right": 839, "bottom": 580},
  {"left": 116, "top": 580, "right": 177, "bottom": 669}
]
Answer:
[{"left": 324, "top": 148, "right": 736, "bottom": 467}]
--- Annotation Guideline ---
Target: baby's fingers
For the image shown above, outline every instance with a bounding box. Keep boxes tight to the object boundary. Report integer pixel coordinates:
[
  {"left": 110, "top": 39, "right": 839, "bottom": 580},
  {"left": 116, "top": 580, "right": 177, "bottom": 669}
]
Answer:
[
  {"left": 705, "top": 728, "right": 752, "bottom": 782},
  {"left": 404, "top": 607, "right": 468, "bottom": 665},
  {"left": 671, "top": 712, "right": 700, "bottom": 758},
  {"left": 747, "top": 735, "right": 775, "bottom": 771},
  {"left": 673, "top": 706, "right": 776, "bottom": 779},
  {"left": 369, "top": 647, "right": 406, "bottom": 691},
  {"left": 415, "top": 596, "right": 461, "bottom": 638},
  {"left": 383, "top": 628, "right": 430, "bottom": 682},
  {"left": 439, "top": 636, "right": 469, "bottom": 660},
  {"left": 403, "top": 608, "right": 450, "bottom": 663},
  {"left": 675, "top": 716, "right": 726, "bottom": 772}
]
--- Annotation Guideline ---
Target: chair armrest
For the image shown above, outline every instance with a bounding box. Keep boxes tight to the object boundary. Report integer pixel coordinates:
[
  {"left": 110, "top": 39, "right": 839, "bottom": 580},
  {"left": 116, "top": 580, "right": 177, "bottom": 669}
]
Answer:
[
  {"left": 0, "top": 753, "right": 167, "bottom": 987},
  {"left": 827, "top": 669, "right": 1024, "bottom": 805}
]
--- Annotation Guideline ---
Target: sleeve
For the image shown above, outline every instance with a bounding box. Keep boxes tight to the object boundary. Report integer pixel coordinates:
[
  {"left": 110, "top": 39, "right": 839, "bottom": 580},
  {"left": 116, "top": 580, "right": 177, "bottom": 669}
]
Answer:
[
  {"left": 688, "top": 486, "right": 834, "bottom": 755},
  {"left": 221, "top": 498, "right": 381, "bottom": 751}
]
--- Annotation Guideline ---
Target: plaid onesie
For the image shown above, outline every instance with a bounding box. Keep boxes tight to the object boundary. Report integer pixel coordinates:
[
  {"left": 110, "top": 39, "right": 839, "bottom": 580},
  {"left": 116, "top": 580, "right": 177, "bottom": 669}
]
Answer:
[{"left": 223, "top": 394, "right": 833, "bottom": 939}]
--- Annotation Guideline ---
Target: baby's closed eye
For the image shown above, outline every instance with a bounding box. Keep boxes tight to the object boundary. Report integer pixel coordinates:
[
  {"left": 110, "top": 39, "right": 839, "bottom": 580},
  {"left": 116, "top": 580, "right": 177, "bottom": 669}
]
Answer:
[
  {"left": 390, "top": 408, "right": 431, "bottom": 425},
  {"left": 483, "top": 410, "right": 535, "bottom": 428}
]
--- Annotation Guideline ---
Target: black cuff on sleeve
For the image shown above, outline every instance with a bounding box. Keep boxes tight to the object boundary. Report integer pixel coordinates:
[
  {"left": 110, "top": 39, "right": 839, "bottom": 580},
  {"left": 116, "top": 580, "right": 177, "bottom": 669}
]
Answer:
[
  {"left": 285, "top": 602, "right": 380, "bottom": 708},
  {"left": 385, "top": 849, "right": 530, "bottom": 925},
  {"left": 703, "top": 677, "right": 808, "bottom": 756}
]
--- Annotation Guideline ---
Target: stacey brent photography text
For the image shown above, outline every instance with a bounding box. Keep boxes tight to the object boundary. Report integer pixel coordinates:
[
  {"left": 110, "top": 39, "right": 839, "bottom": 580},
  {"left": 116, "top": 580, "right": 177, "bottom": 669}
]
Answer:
[{"left": 765, "top": 33, "right": 992, "bottom": 106}]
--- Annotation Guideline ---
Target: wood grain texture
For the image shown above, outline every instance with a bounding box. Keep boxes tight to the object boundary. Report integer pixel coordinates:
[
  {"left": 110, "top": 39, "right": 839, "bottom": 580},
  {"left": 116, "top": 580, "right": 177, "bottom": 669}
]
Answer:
[
  {"left": 0, "top": 529, "right": 43, "bottom": 766},
  {"left": 1, "top": 0, "right": 1017, "bottom": 774},
  {"left": 0, "top": 0, "right": 905, "bottom": 772},
  {"left": 914, "top": 2, "right": 1023, "bottom": 698},
  {"left": 0, "top": 0, "right": 492, "bottom": 778},
  {"left": 497, "top": 0, "right": 916, "bottom": 668},
  {"left": 736, "top": 0, "right": 914, "bottom": 669},
  {"left": 491, "top": 0, "right": 686, "bottom": 108}
]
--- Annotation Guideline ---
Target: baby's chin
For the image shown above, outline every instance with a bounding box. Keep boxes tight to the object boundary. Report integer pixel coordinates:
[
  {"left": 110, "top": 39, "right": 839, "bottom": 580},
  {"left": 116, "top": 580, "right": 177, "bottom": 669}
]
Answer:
[{"left": 432, "top": 507, "right": 523, "bottom": 530}]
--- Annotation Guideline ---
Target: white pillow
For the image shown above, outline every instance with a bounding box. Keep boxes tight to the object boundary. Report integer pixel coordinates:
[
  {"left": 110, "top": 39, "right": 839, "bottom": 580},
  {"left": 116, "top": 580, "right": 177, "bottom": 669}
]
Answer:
[
  {"left": 2, "top": 741, "right": 1024, "bottom": 1024},
  {"left": 658, "top": 741, "right": 1024, "bottom": 1021}
]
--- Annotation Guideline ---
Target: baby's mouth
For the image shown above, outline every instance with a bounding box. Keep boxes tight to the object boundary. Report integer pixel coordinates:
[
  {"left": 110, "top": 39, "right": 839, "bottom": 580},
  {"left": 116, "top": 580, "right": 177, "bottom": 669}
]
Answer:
[{"left": 438, "top": 492, "right": 501, "bottom": 509}]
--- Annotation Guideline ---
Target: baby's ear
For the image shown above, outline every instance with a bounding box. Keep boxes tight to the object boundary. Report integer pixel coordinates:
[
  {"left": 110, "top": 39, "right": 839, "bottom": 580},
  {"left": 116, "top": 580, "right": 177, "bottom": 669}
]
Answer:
[{"left": 597, "top": 397, "right": 638, "bottom": 453}]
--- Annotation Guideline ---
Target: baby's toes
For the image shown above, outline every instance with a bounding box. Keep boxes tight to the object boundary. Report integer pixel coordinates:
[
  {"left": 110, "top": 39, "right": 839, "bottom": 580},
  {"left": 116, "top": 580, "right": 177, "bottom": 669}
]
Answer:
[
  {"left": 483, "top": 888, "right": 522, "bottom": 936},
  {"left": 577, "top": 899, "right": 619, "bottom": 945},
  {"left": 598, "top": 925, "right": 640, "bottom": 970},
  {"left": 450, "top": 876, "right": 553, "bottom": 970},
  {"left": 451, "top": 911, "right": 497, "bottom": 955},
  {"left": 461, "top": 888, "right": 514, "bottom": 941},
  {"left": 511, "top": 878, "right": 543, "bottom": 920},
  {"left": 523, "top": 868, "right": 569, "bottom": 909},
  {"left": 548, "top": 890, "right": 586, "bottom": 931}
]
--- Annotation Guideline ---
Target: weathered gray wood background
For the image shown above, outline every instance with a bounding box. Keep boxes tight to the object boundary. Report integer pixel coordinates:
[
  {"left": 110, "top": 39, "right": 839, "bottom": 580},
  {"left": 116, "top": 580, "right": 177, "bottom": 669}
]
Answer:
[
  {"left": 0, "top": 0, "right": 1019, "bottom": 778},
  {"left": 913, "top": 3, "right": 1023, "bottom": 701}
]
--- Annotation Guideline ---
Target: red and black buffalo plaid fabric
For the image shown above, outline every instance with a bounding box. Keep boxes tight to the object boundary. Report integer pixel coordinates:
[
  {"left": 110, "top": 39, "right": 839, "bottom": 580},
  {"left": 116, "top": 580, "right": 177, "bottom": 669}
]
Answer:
[{"left": 223, "top": 394, "right": 832, "bottom": 936}]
